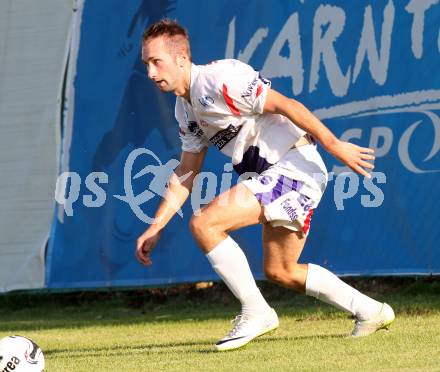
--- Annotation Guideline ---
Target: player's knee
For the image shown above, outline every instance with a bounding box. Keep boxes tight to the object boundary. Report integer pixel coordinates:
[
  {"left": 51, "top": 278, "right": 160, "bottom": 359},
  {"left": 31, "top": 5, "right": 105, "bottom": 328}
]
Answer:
[
  {"left": 189, "top": 213, "right": 214, "bottom": 240},
  {"left": 189, "top": 214, "right": 204, "bottom": 239},
  {"left": 288, "top": 268, "right": 305, "bottom": 292},
  {"left": 264, "top": 267, "right": 289, "bottom": 286},
  {"left": 265, "top": 265, "right": 304, "bottom": 291}
]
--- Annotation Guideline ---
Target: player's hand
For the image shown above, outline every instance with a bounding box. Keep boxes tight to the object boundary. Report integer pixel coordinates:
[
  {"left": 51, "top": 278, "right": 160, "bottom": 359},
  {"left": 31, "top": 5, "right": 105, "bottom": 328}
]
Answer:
[
  {"left": 136, "top": 228, "right": 161, "bottom": 266},
  {"left": 328, "top": 139, "right": 375, "bottom": 178}
]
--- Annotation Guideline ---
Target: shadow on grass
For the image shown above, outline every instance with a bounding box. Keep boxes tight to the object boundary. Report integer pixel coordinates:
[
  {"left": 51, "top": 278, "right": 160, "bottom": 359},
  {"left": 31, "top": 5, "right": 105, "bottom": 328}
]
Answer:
[
  {"left": 44, "top": 333, "right": 346, "bottom": 359},
  {"left": 44, "top": 340, "right": 214, "bottom": 358}
]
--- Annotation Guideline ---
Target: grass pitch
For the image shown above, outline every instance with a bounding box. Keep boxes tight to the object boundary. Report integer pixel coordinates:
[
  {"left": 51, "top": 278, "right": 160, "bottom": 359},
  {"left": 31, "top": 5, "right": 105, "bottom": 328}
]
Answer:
[{"left": 0, "top": 278, "right": 439, "bottom": 371}]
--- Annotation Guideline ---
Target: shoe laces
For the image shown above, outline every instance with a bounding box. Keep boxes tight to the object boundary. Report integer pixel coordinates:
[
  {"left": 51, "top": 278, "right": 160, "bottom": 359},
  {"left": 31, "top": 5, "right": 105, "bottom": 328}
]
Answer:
[{"left": 227, "top": 312, "right": 252, "bottom": 338}]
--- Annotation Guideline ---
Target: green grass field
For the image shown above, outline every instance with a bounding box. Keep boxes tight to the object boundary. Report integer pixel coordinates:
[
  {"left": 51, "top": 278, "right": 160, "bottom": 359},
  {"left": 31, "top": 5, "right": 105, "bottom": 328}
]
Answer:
[{"left": 1, "top": 278, "right": 439, "bottom": 371}]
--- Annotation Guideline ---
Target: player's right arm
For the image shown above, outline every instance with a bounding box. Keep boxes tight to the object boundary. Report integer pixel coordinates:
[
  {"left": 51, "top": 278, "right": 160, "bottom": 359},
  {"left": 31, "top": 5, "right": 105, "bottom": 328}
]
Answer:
[
  {"left": 136, "top": 148, "right": 207, "bottom": 266},
  {"left": 263, "top": 89, "right": 375, "bottom": 178}
]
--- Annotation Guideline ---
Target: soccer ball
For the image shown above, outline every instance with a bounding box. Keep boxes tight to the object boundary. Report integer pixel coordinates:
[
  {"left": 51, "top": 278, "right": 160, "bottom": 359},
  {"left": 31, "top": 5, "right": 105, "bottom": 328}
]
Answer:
[{"left": 0, "top": 336, "right": 44, "bottom": 372}]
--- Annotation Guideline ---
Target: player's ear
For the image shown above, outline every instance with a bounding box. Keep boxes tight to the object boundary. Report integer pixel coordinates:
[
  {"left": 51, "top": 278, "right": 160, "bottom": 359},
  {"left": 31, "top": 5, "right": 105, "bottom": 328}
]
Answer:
[{"left": 177, "top": 54, "right": 186, "bottom": 67}]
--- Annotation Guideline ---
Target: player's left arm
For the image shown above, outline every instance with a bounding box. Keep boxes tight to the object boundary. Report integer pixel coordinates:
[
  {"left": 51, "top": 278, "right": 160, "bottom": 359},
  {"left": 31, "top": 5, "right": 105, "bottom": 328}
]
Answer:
[{"left": 263, "top": 88, "right": 375, "bottom": 178}]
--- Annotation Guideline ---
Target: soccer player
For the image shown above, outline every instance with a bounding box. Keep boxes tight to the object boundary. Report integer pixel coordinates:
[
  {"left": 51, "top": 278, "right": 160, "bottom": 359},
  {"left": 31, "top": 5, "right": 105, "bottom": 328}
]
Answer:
[{"left": 136, "top": 19, "right": 395, "bottom": 351}]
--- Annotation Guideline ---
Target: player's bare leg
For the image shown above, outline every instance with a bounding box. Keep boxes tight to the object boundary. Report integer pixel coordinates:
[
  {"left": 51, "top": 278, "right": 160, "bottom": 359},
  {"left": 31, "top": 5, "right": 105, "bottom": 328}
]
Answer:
[
  {"left": 189, "top": 184, "right": 279, "bottom": 351},
  {"left": 189, "top": 183, "right": 265, "bottom": 252},
  {"left": 262, "top": 225, "right": 308, "bottom": 292},
  {"left": 262, "top": 224, "right": 395, "bottom": 336}
]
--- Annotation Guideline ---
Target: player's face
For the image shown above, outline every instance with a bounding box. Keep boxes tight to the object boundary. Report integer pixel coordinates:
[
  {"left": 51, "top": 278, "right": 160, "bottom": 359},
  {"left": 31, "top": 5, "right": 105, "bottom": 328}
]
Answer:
[{"left": 142, "top": 37, "right": 181, "bottom": 92}]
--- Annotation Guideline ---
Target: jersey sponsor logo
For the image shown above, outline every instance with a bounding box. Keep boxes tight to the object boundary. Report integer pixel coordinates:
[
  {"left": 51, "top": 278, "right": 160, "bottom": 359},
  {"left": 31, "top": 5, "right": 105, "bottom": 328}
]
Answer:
[
  {"left": 209, "top": 124, "right": 241, "bottom": 150},
  {"left": 198, "top": 96, "right": 214, "bottom": 107},
  {"left": 188, "top": 121, "right": 204, "bottom": 138},
  {"left": 241, "top": 78, "right": 259, "bottom": 99},
  {"left": 241, "top": 74, "right": 270, "bottom": 99}
]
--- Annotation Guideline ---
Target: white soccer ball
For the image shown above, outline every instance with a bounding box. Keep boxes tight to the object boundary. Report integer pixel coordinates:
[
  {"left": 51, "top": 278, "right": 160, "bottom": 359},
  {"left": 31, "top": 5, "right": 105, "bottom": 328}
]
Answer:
[{"left": 0, "top": 336, "right": 44, "bottom": 372}]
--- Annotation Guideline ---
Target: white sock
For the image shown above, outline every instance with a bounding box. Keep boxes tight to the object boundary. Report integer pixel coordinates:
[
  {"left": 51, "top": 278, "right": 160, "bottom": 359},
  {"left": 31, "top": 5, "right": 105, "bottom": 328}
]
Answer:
[
  {"left": 305, "top": 264, "right": 383, "bottom": 320},
  {"left": 206, "top": 236, "right": 271, "bottom": 315}
]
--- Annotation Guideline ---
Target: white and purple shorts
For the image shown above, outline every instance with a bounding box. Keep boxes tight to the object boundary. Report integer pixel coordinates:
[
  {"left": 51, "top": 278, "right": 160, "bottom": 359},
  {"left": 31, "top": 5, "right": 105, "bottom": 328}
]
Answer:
[{"left": 241, "top": 145, "right": 328, "bottom": 236}]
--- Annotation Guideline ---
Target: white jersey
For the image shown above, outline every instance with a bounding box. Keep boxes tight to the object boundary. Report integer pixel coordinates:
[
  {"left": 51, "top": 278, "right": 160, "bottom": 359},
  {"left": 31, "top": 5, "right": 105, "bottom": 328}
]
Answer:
[{"left": 175, "top": 59, "right": 307, "bottom": 175}]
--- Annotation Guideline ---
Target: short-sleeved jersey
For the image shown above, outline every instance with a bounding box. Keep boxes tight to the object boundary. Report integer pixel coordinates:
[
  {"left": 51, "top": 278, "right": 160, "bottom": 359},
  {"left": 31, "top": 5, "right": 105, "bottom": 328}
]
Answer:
[{"left": 175, "top": 59, "right": 306, "bottom": 175}]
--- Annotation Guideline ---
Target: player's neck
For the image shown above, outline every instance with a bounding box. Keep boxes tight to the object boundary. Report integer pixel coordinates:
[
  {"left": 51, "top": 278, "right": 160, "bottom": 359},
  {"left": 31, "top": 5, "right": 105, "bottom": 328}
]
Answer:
[{"left": 174, "top": 63, "right": 192, "bottom": 103}]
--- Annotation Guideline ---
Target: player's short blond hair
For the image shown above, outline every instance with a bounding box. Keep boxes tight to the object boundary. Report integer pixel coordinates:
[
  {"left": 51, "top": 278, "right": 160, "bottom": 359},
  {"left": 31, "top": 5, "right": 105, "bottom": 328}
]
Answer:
[{"left": 142, "top": 19, "right": 192, "bottom": 61}]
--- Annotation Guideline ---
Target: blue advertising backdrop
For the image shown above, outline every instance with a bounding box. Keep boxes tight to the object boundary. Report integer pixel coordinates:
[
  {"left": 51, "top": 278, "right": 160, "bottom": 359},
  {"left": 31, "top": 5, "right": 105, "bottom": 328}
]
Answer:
[{"left": 46, "top": 0, "right": 440, "bottom": 288}]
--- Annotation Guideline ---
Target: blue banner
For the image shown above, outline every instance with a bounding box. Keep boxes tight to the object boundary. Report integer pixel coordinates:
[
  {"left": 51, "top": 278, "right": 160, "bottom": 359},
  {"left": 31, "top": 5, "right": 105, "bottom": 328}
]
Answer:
[{"left": 47, "top": 0, "right": 440, "bottom": 289}]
